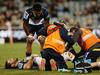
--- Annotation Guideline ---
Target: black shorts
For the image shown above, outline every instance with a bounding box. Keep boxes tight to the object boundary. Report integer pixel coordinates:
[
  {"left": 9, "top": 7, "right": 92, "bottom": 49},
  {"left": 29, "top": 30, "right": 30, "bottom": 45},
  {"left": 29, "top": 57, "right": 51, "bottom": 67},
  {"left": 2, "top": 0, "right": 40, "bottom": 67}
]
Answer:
[
  {"left": 28, "top": 24, "right": 44, "bottom": 36},
  {"left": 84, "top": 49, "right": 100, "bottom": 62},
  {"left": 41, "top": 48, "right": 68, "bottom": 70},
  {"left": 37, "top": 27, "right": 47, "bottom": 36}
]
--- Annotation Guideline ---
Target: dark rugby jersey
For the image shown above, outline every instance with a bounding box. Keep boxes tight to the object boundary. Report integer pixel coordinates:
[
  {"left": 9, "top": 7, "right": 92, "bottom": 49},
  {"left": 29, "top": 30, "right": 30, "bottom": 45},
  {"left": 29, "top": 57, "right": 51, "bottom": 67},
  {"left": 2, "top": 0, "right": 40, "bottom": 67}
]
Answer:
[
  {"left": 23, "top": 7, "right": 49, "bottom": 25},
  {"left": 17, "top": 60, "right": 38, "bottom": 69},
  {"left": 17, "top": 60, "right": 27, "bottom": 69}
]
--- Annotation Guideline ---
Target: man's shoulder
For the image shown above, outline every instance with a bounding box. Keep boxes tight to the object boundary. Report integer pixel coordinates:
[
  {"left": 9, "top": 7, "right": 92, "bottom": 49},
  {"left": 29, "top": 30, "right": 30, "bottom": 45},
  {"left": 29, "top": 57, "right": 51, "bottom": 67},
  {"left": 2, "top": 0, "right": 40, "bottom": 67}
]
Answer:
[
  {"left": 42, "top": 8, "right": 48, "bottom": 13},
  {"left": 42, "top": 8, "right": 50, "bottom": 19},
  {"left": 25, "top": 7, "right": 33, "bottom": 13},
  {"left": 42, "top": 7, "right": 47, "bottom": 11}
]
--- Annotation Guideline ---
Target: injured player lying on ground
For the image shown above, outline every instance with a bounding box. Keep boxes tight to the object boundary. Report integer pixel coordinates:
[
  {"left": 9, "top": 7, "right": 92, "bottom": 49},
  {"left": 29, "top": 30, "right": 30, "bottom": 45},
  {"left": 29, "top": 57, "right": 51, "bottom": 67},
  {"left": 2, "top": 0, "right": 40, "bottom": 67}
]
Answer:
[{"left": 5, "top": 54, "right": 57, "bottom": 71}]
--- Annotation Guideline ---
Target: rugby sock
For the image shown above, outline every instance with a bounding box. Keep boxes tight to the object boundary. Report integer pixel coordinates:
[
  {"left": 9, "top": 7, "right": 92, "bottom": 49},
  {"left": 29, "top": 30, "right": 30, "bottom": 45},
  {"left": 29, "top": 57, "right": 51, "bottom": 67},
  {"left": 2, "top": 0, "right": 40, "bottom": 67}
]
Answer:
[{"left": 26, "top": 52, "right": 32, "bottom": 60}]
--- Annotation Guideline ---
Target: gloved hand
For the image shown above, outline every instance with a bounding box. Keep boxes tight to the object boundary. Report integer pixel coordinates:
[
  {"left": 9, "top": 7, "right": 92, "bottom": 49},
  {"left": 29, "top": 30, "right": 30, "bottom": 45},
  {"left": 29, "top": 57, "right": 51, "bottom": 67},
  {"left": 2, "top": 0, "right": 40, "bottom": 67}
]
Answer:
[{"left": 61, "top": 51, "right": 75, "bottom": 61}]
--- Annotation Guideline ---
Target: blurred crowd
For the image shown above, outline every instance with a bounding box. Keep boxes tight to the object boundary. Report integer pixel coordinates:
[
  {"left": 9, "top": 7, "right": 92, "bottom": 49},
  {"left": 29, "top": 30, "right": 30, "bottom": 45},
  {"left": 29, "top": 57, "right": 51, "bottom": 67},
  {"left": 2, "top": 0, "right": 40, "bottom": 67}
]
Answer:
[{"left": 0, "top": 0, "right": 100, "bottom": 29}]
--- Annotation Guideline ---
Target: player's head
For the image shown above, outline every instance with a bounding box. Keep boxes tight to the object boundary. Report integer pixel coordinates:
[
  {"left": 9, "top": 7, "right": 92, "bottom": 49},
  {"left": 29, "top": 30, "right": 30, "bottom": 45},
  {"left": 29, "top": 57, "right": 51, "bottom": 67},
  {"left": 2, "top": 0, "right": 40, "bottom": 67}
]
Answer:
[
  {"left": 59, "top": 17, "right": 78, "bottom": 30},
  {"left": 5, "top": 58, "right": 18, "bottom": 69},
  {"left": 69, "top": 27, "right": 79, "bottom": 37},
  {"left": 32, "top": 3, "right": 42, "bottom": 17},
  {"left": 59, "top": 17, "right": 70, "bottom": 24},
  {"left": 47, "top": 24, "right": 59, "bottom": 35}
]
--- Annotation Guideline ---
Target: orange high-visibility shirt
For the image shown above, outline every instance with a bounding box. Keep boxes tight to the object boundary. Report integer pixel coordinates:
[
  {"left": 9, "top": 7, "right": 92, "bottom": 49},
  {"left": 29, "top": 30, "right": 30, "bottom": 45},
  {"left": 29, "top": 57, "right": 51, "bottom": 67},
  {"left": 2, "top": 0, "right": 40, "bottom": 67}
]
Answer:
[
  {"left": 43, "top": 29, "right": 65, "bottom": 54},
  {"left": 78, "top": 28, "right": 100, "bottom": 50}
]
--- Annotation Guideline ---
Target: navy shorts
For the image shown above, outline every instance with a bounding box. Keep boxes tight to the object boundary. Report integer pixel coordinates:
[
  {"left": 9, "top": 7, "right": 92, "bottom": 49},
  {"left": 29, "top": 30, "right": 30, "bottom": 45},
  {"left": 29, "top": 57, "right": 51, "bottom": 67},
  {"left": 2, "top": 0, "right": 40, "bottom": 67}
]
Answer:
[{"left": 28, "top": 24, "right": 44, "bottom": 36}]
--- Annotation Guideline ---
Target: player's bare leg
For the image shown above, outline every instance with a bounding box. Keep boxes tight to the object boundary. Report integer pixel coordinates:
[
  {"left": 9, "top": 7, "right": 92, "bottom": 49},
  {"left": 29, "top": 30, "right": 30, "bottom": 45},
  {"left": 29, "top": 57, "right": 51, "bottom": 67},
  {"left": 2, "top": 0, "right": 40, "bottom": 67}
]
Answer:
[
  {"left": 91, "top": 61, "right": 100, "bottom": 68},
  {"left": 26, "top": 36, "right": 34, "bottom": 60},
  {"left": 39, "top": 58, "right": 46, "bottom": 71},
  {"left": 50, "top": 59, "right": 57, "bottom": 71},
  {"left": 38, "top": 35, "right": 46, "bottom": 52}
]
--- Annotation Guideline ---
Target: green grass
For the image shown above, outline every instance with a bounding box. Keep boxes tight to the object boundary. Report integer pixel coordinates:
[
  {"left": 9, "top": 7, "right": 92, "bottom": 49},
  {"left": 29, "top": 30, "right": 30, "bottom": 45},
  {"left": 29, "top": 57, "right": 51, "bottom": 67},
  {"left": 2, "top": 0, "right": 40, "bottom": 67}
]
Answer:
[{"left": 0, "top": 42, "right": 100, "bottom": 75}]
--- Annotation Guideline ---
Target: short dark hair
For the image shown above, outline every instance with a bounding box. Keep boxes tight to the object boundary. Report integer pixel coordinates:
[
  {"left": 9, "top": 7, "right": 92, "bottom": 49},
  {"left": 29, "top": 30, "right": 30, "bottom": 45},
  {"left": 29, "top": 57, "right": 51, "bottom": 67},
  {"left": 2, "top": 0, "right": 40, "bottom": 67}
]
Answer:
[
  {"left": 70, "top": 27, "right": 79, "bottom": 32},
  {"left": 5, "top": 61, "right": 12, "bottom": 69},
  {"left": 32, "top": 3, "right": 42, "bottom": 11}
]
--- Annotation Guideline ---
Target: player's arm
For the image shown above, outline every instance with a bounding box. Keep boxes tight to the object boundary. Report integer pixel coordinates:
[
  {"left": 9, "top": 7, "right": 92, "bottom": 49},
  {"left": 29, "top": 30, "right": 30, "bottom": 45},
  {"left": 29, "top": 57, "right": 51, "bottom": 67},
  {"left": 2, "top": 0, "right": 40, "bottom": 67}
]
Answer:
[
  {"left": 44, "top": 18, "right": 49, "bottom": 28},
  {"left": 72, "top": 29, "right": 81, "bottom": 43},
  {"left": 23, "top": 21, "right": 30, "bottom": 36},
  {"left": 23, "top": 11, "right": 30, "bottom": 36},
  {"left": 72, "top": 30, "right": 86, "bottom": 57},
  {"left": 60, "top": 27, "right": 74, "bottom": 50},
  {"left": 43, "top": 9, "right": 50, "bottom": 28}
]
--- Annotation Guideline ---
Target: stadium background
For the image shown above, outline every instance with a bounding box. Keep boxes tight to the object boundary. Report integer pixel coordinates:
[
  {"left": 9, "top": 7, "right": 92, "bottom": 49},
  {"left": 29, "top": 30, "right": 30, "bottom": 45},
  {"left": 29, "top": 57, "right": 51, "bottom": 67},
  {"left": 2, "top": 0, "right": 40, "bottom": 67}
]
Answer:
[{"left": 0, "top": 0, "right": 100, "bottom": 43}]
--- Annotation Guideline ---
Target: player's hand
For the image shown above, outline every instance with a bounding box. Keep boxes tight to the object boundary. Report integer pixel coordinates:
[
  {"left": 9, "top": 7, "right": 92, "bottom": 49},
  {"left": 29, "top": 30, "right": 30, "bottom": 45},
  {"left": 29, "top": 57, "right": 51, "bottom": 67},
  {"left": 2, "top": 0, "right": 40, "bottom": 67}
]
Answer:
[{"left": 27, "top": 34, "right": 34, "bottom": 42}]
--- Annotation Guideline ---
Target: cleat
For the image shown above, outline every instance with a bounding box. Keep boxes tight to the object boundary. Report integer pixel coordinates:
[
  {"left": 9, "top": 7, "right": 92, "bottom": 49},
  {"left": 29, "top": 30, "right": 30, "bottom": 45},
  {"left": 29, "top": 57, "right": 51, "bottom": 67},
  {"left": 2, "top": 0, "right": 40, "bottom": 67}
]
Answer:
[
  {"left": 39, "top": 58, "right": 46, "bottom": 71},
  {"left": 58, "top": 68, "right": 71, "bottom": 72},
  {"left": 50, "top": 59, "right": 57, "bottom": 71}
]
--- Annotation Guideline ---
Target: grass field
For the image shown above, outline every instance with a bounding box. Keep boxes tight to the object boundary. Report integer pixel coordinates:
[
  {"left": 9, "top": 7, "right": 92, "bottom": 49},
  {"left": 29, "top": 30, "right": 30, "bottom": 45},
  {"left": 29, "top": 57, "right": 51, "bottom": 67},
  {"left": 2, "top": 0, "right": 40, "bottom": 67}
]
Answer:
[{"left": 0, "top": 42, "right": 100, "bottom": 75}]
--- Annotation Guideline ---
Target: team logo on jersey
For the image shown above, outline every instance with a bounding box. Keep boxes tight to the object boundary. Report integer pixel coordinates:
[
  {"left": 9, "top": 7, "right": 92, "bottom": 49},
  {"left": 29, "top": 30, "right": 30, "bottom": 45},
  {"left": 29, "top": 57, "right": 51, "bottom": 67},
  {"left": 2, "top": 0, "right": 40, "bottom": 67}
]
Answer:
[{"left": 23, "top": 11, "right": 29, "bottom": 20}]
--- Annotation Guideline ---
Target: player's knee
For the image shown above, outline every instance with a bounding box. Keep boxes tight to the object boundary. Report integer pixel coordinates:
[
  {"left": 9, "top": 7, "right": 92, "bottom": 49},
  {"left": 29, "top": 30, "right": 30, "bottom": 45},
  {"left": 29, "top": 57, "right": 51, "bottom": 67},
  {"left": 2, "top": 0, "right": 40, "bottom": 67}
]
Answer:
[{"left": 38, "top": 35, "right": 45, "bottom": 44}]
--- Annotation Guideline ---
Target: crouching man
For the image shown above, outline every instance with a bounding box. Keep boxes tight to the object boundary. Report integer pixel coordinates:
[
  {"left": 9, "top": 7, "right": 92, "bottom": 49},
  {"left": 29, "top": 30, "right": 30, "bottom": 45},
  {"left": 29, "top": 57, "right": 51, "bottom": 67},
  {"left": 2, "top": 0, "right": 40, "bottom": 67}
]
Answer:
[{"left": 40, "top": 23, "right": 74, "bottom": 72}]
